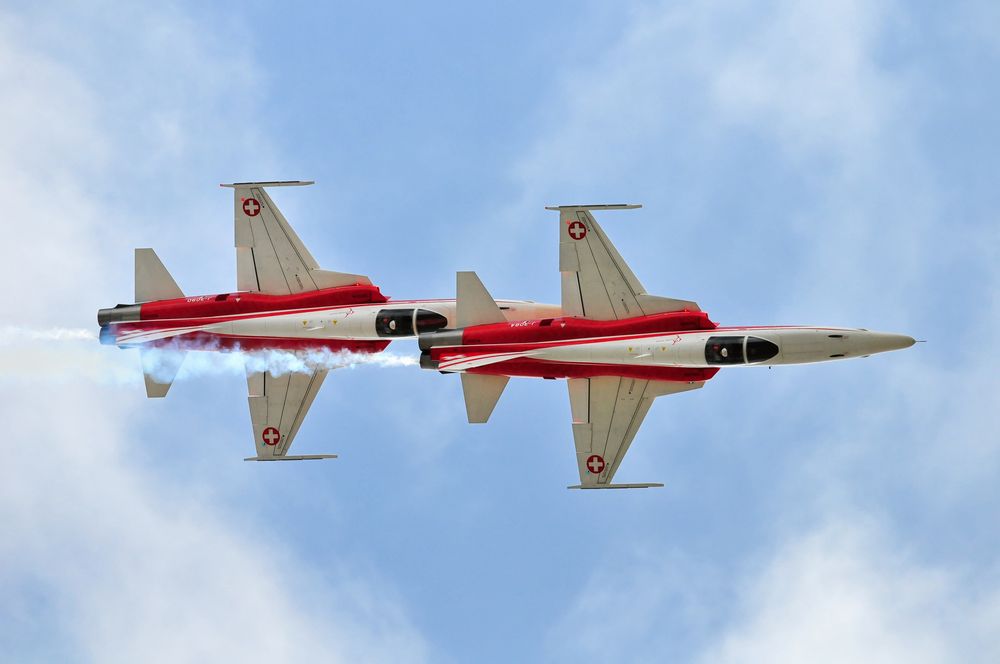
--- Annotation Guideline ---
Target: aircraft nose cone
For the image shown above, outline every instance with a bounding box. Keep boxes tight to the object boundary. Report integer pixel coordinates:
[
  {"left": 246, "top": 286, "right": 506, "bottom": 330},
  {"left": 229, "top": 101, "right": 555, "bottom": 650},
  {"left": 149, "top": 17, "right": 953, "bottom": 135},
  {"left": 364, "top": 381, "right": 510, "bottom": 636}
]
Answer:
[
  {"left": 893, "top": 334, "right": 916, "bottom": 350},
  {"left": 863, "top": 332, "right": 916, "bottom": 354}
]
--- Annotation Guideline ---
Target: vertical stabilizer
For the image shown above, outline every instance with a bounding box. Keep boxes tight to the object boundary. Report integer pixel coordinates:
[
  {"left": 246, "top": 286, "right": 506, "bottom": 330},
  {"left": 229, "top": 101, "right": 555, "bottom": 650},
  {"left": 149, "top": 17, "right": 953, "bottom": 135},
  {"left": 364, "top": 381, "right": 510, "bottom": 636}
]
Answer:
[
  {"left": 135, "top": 248, "right": 184, "bottom": 303},
  {"left": 456, "top": 271, "right": 506, "bottom": 328}
]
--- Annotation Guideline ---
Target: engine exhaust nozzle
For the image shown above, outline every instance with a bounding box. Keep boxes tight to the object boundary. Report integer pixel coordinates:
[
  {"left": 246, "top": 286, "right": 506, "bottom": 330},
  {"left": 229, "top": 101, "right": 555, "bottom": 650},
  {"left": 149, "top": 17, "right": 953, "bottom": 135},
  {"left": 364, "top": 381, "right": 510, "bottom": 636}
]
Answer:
[
  {"left": 417, "top": 328, "right": 464, "bottom": 351},
  {"left": 97, "top": 304, "right": 141, "bottom": 326},
  {"left": 419, "top": 351, "right": 440, "bottom": 371}
]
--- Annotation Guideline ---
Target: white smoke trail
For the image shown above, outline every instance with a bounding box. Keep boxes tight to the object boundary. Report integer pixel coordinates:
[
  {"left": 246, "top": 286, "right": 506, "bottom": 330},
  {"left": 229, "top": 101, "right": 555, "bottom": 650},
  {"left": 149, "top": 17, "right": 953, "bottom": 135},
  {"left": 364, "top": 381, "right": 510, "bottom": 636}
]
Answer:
[
  {"left": 142, "top": 346, "right": 418, "bottom": 383},
  {"left": 0, "top": 325, "right": 418, "bottom": 387},
  {"left": 0, "top": 326, "right": 97, "bottom": 342}
]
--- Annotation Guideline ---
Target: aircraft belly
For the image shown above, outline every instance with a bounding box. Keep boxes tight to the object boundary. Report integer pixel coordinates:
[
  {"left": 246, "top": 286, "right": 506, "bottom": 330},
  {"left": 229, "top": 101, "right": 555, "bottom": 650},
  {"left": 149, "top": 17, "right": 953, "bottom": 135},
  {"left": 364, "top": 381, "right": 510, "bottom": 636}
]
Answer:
[{"left": 652, "top": 335, "right": 706, "bottom": 367}]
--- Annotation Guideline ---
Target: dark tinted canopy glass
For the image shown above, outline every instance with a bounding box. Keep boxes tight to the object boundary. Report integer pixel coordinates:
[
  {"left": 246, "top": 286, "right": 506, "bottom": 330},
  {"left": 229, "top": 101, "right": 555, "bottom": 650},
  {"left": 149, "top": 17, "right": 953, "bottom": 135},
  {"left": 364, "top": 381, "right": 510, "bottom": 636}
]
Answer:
[
  {"left": 746, "top": 336, "right": 779, "bottom": 363},
  {"left": 705, "top": 336, "right": 745, "bottom": 365},
  {"left": 376, "top": 308, "right": 415, "bottom": 337},
  {"left": 415, "top": 309, "right": 448, "bottom": 333}
]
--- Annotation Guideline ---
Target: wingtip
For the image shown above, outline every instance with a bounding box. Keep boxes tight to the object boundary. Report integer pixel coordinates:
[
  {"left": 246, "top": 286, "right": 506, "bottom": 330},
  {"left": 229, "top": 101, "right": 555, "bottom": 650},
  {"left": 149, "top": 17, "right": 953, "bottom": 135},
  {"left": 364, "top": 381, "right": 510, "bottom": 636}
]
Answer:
[
  {"left": 220, "top": 180, "right": 315, "bottom": 189},
  {"left": 545, "top": 203, "right": 643, "bottom": 211}
]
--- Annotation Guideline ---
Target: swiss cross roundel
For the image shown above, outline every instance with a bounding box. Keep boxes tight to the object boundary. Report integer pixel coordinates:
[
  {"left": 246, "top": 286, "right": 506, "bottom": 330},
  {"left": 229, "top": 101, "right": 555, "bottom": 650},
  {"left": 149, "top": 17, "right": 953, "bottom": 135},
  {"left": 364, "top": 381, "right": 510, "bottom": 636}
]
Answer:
[
  {"left": 586, "top": 454, "right": 606, "bottom": 474},
  {"left": 242, "top": 197, "right": 261, "bottom": 217},
  {"left": 261, "top": 426, "right": 281, "bottom": 446},
  {"left": 567, "top": 220, "right": 587, "bottom": 240}
]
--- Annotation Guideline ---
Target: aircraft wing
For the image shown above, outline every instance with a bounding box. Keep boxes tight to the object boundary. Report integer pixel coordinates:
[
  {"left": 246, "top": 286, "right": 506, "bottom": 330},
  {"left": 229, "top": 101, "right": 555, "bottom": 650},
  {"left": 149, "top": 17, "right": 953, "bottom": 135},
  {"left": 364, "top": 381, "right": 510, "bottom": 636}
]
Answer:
[
  {"left": 223, "top": 181, "right": 371, "bottom": 295},
  {"left": 549, "top": 205, "right": 700, "bottom": 320},
  {"left": 244, "top": 366, "right": 336, "bottom": 461},
  {"left": 566, "top": 377, "right": 705, "bottom": 488}
]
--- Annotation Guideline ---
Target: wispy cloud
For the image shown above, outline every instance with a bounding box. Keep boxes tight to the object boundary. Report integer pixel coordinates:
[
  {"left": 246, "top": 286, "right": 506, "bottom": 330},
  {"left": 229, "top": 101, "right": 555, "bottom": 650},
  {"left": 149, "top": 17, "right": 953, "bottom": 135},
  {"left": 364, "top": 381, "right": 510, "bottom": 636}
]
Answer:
[
  {"left": 525, "top": 0, "right": 999, "bottom": 659},
  {"left": 548, "top": 517, "right": 1000, "bottom": 662},
  {"left": 0, "top": 5, "right": 428, "bottom": 661},
  {"left": 0, "top": 382, "right": 428, "bottom": 664},
  {"left": 697, "top": 518, "right": 1000, "bottom": 664}
]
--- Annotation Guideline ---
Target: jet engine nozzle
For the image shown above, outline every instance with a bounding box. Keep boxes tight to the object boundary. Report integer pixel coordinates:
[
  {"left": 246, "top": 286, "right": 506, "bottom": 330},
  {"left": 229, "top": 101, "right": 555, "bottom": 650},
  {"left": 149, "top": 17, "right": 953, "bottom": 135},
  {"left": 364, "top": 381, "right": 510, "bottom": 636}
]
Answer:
[
  {"left": 97, "top": 303, "right": 141, "bottom": 326},
  {"left": 417, "top": 328, "right": 464, "bottom": 351},
  {"left": 419, "top": 351, "right": 440, "bottom": 370},
  {"left": 98, "top": 325, "right": 117, "bottom": 345}
]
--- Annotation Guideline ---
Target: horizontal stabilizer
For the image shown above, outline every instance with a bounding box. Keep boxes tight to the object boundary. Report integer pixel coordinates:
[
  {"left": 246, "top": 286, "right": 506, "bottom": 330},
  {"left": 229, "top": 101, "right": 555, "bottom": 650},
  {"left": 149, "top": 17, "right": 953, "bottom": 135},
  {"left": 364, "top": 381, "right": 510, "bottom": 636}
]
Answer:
[
  {"left": 461, "top": 374, "right": 509, "bottom": 423},
  {"left": 140, "top": 348, "right": 186, "bottom": 398},
  {"left": 456, "top": 271, "right": 506, "bottom": 328},
  {"left": 135, "top": 248, "right": 183, "bottom": 303},
  {"left": 567, "top": 483, "right": 664, "bottom": 490},
  {"left": 244, "top": 454, "right": 338, "bottom": 461}
]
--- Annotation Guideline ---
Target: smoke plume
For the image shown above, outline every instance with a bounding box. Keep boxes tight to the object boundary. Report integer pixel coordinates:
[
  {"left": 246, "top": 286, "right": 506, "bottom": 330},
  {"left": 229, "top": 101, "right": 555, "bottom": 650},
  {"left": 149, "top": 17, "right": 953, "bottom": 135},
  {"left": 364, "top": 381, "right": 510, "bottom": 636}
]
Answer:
[{"left": 0, "top": 326, "right": 418, "bottom": 387}]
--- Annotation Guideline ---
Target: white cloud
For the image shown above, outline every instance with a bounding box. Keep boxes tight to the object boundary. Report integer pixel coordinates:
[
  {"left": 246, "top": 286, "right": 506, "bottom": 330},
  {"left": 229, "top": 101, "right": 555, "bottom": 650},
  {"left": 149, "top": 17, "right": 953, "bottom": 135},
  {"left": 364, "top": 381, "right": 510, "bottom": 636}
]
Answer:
[
  {"left": 0, "top": 6, "right": 428, "bottom": 661},
  {"left": 526, "top": 1, "right": 998, "bottom": 660},
  {"left": 1, "top": 383, "right": 427, "bottom": 664},
  {"left": 495, "top": 0, "right": 999, "bottom": 470},
  {"left": 547, "top": 518, "right": 1000, "bottom": 663},
  {"left": 698, "top": 519, "right": 1000, "bottom": 664}
]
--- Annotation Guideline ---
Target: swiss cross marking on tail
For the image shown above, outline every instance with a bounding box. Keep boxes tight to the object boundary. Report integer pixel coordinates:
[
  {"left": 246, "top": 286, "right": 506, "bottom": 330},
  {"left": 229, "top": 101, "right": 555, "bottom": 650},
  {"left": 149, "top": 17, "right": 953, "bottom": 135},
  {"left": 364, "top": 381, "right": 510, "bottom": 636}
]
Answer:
[
  {"left": 242, "top": 197, "right": 261, "bottom": 217},
  {"left": 567, "top": 220, "right": 587, "bottom": 240},
  {"left": 586, "top": 454, "right": 605, "bottom": 474},
  {"left": 262, "top": 426, "right": 280, "bottom": 446}
]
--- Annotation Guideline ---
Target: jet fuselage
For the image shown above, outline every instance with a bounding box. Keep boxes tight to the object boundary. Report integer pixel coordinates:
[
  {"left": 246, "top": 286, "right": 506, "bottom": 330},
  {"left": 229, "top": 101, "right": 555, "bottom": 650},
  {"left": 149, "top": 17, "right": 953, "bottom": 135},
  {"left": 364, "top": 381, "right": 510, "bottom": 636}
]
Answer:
[
  {"left": 419, "top": 311, "right": 915, "bottom": 381},
  {"left": 99, "top": 284, "right": 561, "bottom": 352}
]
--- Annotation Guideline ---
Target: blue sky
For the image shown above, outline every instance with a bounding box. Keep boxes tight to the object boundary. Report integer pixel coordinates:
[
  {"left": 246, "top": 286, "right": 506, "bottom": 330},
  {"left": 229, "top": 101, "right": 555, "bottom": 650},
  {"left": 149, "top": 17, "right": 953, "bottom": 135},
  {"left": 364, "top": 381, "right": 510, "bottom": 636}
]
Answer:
[{"left": 1, "top": 1, "right": 998, "bottom": 662}]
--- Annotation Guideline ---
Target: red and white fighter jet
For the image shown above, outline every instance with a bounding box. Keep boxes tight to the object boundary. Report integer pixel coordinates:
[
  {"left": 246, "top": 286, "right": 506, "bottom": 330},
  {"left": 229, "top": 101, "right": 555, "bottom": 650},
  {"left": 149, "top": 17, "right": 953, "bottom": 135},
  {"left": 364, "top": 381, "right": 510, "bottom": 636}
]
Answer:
[
  {"left": 419, "top": 205, "right": 916, "bottom": 489},
  {"left": 98, "top": 181, "right": 559, "bottom": 461}
]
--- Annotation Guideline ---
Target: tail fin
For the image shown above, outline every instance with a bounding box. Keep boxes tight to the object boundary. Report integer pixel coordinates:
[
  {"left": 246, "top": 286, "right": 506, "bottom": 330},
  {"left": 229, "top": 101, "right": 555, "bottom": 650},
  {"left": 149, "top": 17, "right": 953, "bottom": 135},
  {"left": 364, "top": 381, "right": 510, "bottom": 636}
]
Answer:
[
  {"left": 454, "top": 272, "right": 510, "bottom": 421},
  {"left": 456, "top": 271, "right": 505, "bottom": 328},
  {"left": 140, "top": 347, "right": 186, "bottom": 398},
  {"left": 134, "top": 249, "right": 184, "bottom": 397},
  {"left": 461, "top": 374, "right": 509, "bottom": 423},
  {"left": 135, "top": 248, "right": 183, "bottom": 302}
]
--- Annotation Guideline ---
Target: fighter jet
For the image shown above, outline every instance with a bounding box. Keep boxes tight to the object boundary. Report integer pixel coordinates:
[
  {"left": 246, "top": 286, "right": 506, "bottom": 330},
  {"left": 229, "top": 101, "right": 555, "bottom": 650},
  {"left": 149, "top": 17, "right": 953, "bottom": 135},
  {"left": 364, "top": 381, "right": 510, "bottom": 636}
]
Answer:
[
  {"left": 418, "top": 205, "right": 916, "bottom": 489},
  {"left": 98, "top": 181, "right": 559, "bottom": 461}
]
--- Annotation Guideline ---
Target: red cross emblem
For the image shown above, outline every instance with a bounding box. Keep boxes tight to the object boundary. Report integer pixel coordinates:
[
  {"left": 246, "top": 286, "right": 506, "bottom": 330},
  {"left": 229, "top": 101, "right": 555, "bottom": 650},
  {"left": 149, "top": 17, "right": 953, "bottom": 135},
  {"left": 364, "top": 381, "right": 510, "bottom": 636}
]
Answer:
[
  {"left": 262, "top": 426, "right": 280, "bottom": 446},
  {"left": 242, "top": 197, "right": 261, "bottom": 217},
  {"left": 567, "top": 220, "right": 587, "bottom": 240},
  {"left": 586, "top": 454, "right": 605, "bottom": 474}
]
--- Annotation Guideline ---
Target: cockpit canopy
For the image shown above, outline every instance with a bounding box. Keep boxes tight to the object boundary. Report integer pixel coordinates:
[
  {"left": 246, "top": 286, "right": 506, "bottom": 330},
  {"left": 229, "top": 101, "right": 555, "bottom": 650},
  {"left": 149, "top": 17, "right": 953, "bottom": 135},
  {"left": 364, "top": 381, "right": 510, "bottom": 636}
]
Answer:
[
  {"left": 376, "top": 308, "right": 449, "bottom": 337},
  {"left": 705, "top": 335, "right": 779, "bottom": 365}
]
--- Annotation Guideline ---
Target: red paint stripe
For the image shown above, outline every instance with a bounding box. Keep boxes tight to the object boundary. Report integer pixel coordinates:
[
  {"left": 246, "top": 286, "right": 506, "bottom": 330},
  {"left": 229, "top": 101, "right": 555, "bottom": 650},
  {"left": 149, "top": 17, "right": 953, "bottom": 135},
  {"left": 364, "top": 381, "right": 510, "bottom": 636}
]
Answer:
[
  {"left": 466, "top": 359, "right": 719, "bottom": 382},
  {"left": 430, "top": 325, "right": 853, "bottom": 359},
  {"left": 139, "top": 332, "right": 390, "bottom": 353}
]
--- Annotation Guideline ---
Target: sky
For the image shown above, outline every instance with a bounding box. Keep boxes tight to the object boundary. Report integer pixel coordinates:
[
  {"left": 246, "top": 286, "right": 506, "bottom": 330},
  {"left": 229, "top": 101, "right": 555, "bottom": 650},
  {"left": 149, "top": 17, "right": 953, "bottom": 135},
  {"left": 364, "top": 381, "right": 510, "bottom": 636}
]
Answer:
[{"left": 1, "top": 1, "right": 998, "bottom": 662}]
